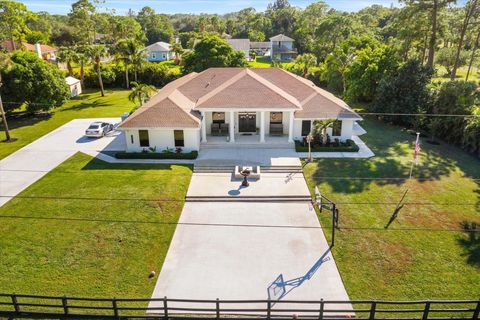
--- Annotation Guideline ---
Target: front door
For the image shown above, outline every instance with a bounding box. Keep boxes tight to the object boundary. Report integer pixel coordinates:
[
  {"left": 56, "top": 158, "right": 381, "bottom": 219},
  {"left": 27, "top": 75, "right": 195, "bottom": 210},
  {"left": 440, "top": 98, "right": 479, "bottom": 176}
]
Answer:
[{"left": 238, "top": 113, "right": 256, "bottom": 133}]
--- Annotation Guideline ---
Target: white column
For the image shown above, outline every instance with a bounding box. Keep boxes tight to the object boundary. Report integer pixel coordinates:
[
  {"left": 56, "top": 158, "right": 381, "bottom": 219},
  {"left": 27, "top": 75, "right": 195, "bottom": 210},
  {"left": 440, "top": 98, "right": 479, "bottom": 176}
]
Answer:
[
  {"left": 229, "top": 111, "right": 235, "bottom": 143},
  {"left": 201, "top": 111, "right": 207, "bottom": 143},
  {"left": 288, "top": 111, "right": 294, "bottom": 143},
  {"left": 260, "top": 111, "right": 265, "bottom": 143}
]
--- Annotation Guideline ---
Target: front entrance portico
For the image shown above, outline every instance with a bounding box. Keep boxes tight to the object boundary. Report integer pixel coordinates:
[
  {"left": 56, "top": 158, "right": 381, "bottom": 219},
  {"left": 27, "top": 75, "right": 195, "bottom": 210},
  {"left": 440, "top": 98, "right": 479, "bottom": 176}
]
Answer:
[{"left": 201, "top": 110, "right": 295, "bottom": 144}]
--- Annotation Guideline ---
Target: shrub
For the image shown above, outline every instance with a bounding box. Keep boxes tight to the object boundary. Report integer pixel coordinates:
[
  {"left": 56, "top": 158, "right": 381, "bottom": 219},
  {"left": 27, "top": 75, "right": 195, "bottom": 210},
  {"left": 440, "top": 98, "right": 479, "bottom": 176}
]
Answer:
[
  {"left": 295, "top": 139, "right": 360, "bottom": 152},
  {"left": 115, "top": 151, "right": 198, "bottom": 159}
]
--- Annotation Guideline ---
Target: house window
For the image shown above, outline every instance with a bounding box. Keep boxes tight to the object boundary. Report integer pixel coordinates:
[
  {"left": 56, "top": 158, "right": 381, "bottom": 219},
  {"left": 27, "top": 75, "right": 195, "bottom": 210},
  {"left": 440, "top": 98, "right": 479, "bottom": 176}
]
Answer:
[
  {"left": 332, "top": 120, "right": 342, "bottom": 136},
  {"left": 174, "top": 130, "right": 184, "bottom": 147},
  {"left": 162, "top": 53, "right": 166, "bottom": 59},
  {"left": 270, "top": 112, "right": 283, "bottom": 124},
  {"left": 130, "top": 134, "right": 134, "bottom": 144},
  {"left": 151, "top": 53, "right": 156, "bottom": 59},
  {"left": 212, "top": 112, "right": 225, "bottom": 124},
  {"left": 139, "top": 130, "right": 149, "bottom": 147},
  {"left": 301, "top": 120, "right": 311, "bottom": 136}
]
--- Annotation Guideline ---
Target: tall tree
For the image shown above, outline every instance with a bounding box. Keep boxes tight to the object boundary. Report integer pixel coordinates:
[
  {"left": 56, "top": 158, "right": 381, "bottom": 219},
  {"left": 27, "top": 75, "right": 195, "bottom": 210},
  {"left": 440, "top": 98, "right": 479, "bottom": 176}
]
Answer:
[
  {"left": 0, "top": 1, "right": 32, "bottom": 50},
  {"left": 128, "top": 82, "right": 157, "bottom": 106},
  {"left": 69, "top": 0, "right": 96, "bottom": 44},
  {"left": 451, "top": 0, "right": 479, "bottom": 79},
  {"left": 75, "top": 46, "right": 89, "bottom": 86},
  {"left": 87, "top": 44, "right": 108, "bottom": 96},
  {"left": 0, "top": 52, "right": 12, "bottom": 142},
  {"left": 400, "top": 0, "right": 456, "bottom": 68}
]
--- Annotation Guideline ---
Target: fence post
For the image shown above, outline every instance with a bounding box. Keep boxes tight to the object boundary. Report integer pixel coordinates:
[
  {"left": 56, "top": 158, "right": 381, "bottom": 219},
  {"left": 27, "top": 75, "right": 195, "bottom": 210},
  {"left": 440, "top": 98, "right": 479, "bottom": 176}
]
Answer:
[
  {"left": 318, "top": 299, "right": 324, "bottom": 320},
  {"left": 267, "top": 299, "right": 271, "bottom": 320},
  {"left": 163, "top": 296, "right": 168, "bottom": 320},
  {"left": 11, "top": 293, "right": 20, "bottom": 314},
  {"left": 112, "top": 297, "right": 119, "bottom": 320},
  {"left": 331, "top": 204, "right": 336, "bottom": 247},
  {"left": 62, "top": 296, "right": 69, "bottom": 315},
  {"left": 216, "top": 298, "right": 220, "bottom": 319},
  {"left": 422, "top": 301, "right": 430, "bottom": 320},
  {"left": 473, "top": 301, "right": 480, "bottom": 320},
  {"left": 369, "top": 301, "right": 376, "bottom": 320}
]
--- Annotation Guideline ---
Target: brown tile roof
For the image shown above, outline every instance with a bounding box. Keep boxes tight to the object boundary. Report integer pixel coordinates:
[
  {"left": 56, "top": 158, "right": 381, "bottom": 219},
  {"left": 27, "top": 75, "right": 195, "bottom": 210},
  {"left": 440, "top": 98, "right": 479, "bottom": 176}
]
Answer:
[
  {"left": 0, "top": 41, "right": 57, "bottom": 53},
  {"left": 119, "top": 67, "right": 361, "bottom": 129}
]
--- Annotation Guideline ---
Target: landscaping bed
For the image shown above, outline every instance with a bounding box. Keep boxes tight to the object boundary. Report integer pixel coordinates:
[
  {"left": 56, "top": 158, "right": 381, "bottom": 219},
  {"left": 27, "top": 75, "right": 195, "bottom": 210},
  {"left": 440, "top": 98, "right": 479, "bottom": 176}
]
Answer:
[
  {"left": 115, "top": 151, "right": 198, "bottom": 160},
  {"left": 295, "top": 139, "right": 360, "bottom": 152}
]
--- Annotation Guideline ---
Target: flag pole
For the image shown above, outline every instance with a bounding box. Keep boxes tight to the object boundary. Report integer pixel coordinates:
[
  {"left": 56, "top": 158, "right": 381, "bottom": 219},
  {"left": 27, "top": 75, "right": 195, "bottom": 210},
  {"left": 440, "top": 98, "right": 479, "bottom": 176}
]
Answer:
[{"left": 409, "top": 132, "right": 420, "bottom": 179}]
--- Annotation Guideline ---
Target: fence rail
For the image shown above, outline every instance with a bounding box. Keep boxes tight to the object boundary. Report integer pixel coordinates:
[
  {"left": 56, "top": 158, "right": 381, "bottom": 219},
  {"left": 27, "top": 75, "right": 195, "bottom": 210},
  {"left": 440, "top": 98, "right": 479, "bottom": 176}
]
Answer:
[{"left": 0, "top": 293, "right": 479, "bottom": 320}]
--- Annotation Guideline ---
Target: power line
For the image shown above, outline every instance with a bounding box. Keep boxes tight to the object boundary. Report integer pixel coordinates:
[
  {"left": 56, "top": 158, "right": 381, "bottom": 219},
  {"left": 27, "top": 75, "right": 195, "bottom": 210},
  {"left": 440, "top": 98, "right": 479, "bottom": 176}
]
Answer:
[{"left": 0, "top": 214, "right": 477, "bottom": 234}]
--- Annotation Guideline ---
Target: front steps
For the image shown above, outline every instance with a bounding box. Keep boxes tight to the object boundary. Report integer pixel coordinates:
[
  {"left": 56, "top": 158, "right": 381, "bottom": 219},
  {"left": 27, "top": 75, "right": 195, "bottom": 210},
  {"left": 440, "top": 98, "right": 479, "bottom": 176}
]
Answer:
[
  {"left": 200, "top": 142, "right": 294, "bottom": 150},
  {"left": 193, "top": 165, "right": 303, "bottom": 174}
]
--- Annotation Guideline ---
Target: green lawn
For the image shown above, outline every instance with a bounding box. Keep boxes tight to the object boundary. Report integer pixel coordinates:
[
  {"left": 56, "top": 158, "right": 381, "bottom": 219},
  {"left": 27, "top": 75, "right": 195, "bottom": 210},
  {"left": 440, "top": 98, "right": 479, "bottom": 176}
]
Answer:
[
  {"left": 303, "top": 117, "right": 480, "bottom": 300},
  {"left": 0, "top": 89, "right": 133, "bottom": 160},
  {"left": 248, "top": 56, "right": 272, "bottom": 68},
  {"left": 0, "top": 152, "right": 192, "bottom": 297},
  {"left": 433, "top": 65, "right": 479, "bottom": 83}
]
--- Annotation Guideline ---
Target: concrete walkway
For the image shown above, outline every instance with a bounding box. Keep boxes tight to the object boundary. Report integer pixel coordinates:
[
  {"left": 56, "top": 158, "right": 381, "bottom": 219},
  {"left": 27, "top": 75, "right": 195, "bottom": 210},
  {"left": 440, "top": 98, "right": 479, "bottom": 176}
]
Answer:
[{"left": 150, "top": 170, "right": 353, "bottom": 316}]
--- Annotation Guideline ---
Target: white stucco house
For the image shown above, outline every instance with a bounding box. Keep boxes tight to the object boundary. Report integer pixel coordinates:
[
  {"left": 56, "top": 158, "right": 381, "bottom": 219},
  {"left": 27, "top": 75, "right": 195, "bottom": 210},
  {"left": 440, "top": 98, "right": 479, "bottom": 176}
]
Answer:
[
  {"left": 227, "top": 39, "right": 251, "bottom": 60},
  {"left": 65, "top": 76, "right": 82, "bottom": 97},
  {"left": 118, "top": 67, "right": 363, "bottom": 152},
  {"left": 270, "top": 34, "right": 297, "bottom": 61},
  {"left": 142, "top": 42, "right": 174, "bottom": 62}
]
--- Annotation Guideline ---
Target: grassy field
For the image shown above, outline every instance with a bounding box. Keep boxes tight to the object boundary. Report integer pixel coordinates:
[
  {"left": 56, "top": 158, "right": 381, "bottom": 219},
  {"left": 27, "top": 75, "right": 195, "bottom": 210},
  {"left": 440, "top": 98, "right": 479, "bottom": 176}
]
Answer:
[
  {"left": 0, "top": 152, "right": 192, "bottom": 297},
  {"left": 0, "top": 89, "right": 133, "bottom": 160},
  {"left": 303, "top": 117, "right": 480, "bottom": 300},
  {"left": 433, "top": 65, "right": 479, "bottom": 83},
  {"left": 248, "top": 56, "right": 272, "bottom": 68}
]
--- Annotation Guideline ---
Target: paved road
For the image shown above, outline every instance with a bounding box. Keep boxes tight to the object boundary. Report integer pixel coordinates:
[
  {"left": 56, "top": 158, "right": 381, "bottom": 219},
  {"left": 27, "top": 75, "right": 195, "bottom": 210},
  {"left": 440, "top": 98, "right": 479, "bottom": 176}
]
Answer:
[
  {"left": 0, "top": 118, "right": 123, "bottom": 207},
  {"left": 150, "top": 171, "right": 353, "bottom": 316}
]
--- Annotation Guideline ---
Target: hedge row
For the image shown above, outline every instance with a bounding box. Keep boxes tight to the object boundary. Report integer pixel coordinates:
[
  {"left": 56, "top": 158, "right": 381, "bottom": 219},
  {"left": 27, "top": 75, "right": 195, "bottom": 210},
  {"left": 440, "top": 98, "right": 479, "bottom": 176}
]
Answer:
[
  {"left": 77, "top": 62, "right": 182, "bottom": 89},
  {"left": 115, "top": 151, "right": 198, "bottom": 160},
  {"left": 295, "top": 139, "right": 360, "bottom": 152}
]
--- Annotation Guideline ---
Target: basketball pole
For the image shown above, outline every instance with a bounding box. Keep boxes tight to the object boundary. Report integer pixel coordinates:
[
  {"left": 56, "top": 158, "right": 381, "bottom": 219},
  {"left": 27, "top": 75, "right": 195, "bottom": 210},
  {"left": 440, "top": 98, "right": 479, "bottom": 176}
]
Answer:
[{"left": 409, "top": 132, "right": 420, "bottom": 179}]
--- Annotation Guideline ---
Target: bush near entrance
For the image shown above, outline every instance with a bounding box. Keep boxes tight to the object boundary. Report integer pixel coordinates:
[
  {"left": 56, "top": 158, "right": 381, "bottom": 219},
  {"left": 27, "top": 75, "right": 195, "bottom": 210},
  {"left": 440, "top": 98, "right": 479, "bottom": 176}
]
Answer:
[
  {"left": 115, "top": 151, "right": 198, "bottom": 159},
  {"left": 295, "top": 139, "right": 359, "bottom": 152}
]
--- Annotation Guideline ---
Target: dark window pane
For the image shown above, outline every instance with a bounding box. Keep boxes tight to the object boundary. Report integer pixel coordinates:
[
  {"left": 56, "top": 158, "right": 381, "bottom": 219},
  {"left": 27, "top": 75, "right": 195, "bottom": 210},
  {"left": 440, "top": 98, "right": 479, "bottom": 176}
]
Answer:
[
  {"left": 130, "top": 135, "right": 134, "bottom": 144},
  {"left": 270, "top": 112, "right": 283, "bottom": 124},
  {"left": 301, "top": 120, "right": 311, "bottom": 136},
  {"left": 332, "top": 120, "right": 342, "bottom": 136},
  {"left": 174, "top": 130, "right": 184, "bottom": 147},
  {"left": 139, "top": 130, "right": 149, "bottom": 147},
  {"left": 212, "top": 112, "right": 225, "bottom": 123}
]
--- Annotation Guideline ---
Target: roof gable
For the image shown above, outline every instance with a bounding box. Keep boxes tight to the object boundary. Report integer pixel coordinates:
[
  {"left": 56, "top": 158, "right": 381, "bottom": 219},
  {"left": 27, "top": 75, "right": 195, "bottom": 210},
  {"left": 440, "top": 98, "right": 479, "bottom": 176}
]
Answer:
[
  {"left": 269, "top": 34, "right": 294, "bottom": 42},
  {"left": 144, "top": 41, "right": 171, "bottom": 52}
]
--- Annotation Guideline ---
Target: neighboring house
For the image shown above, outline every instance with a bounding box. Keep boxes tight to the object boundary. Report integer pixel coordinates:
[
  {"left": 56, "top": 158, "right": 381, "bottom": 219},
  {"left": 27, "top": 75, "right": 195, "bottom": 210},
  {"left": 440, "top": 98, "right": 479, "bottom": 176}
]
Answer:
[
  {"left": 269, "top": 34, "right": 297, "bottom": 61},
  {"left": 250, "top": 41, "right": 271, "bottom": 56},
  {"left": 142, "top": 42, "right": 174, "bottom": 62},
  {"left": 0, "top": 40, "right": 58, "bottom": 62},
  {"left": 227, "top": 39, "right": 251, "bottom": 60},
  {"left": 118, "top": 68, "right": 363, "bottom": 153},
  {"left": 65, "top": 76, "right": 82, "bottom": 97}
]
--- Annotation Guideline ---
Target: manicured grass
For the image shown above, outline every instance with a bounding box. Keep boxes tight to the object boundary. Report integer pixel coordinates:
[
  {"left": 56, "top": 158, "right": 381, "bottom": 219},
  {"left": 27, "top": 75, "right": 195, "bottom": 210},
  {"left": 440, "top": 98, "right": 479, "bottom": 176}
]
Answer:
[
  {"left": 303, "top": 117, "right": 480, "bottom": 300},
  {"left": 432, "top": 65, "right": 479, "bottom": 83},
  {"left": 248, "top": 56, "right": 272, "bottom": 68},
  {"left": 0, "top": 152, "right": 192, "bottom": 297},
  {"left": 0, "top": 89, "right": 134, "bottom": 160}
]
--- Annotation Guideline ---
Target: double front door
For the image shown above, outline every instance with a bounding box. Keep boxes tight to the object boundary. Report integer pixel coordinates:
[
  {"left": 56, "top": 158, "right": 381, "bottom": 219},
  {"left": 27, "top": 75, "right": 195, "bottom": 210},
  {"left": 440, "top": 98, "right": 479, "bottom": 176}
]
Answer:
[{"left": 238, "top": 112, "right": 256, "bottom": 133}]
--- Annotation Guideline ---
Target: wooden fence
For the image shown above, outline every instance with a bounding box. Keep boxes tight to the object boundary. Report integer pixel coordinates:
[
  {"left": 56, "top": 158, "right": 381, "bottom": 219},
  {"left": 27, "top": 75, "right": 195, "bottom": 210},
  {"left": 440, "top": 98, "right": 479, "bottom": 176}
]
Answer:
[{"left": 0, "top": 293, "right": 479, "bottom": 320}]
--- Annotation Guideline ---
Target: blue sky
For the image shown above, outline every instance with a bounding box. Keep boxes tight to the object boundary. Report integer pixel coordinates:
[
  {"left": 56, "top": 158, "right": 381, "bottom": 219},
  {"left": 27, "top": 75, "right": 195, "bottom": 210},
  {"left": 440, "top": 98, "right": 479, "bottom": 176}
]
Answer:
[{"left": 20, "top": 0, "right": 403, "bottom": 15}]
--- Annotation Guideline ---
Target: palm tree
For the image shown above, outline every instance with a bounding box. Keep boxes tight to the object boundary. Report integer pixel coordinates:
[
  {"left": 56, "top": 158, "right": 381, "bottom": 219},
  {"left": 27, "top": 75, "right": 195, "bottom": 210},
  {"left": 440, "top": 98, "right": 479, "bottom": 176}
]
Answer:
[
  {"left": 294, "top": 53, "right": 317, "bottom": 77},
  {"left": 130, "top": 50, "right": 147, "bottom": 82},
  {"left": 171, "top": 42, "right": 184, "bottom": 65},
  {"left": 128, "top": 82, "right": 156, "bottom": 106},
  {"left": 75, "top": 46, "right": 89, "bottom": 87},
  {"left": 87, "top": 44, "right": 108, "bottom": 97},
  {"left": 312, "top": 119, "right": 335, "bottom": 145},
  {"left": 115, "top": 39, "right": 144, "bottom": 88},
  {"left": 0, "top": 52, "right": 13, "bottom": 141},
  {"left": 57, "top": 47, "right": 78, "bottom": 77}
]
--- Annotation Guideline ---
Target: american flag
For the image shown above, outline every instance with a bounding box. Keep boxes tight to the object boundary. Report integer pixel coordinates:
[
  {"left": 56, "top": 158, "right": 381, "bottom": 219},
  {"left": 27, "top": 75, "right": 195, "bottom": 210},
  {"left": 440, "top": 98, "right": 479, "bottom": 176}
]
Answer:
[{"left": 413, "top": 133, "right": 421, "bottom": 163}]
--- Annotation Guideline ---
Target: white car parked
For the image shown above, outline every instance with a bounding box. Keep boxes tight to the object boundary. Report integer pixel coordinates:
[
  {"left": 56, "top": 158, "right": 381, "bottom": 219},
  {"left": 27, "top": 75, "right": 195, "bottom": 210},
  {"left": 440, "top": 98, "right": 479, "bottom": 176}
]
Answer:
[{"left": 85, "top": 122, "right": 114, "bottom": 138}]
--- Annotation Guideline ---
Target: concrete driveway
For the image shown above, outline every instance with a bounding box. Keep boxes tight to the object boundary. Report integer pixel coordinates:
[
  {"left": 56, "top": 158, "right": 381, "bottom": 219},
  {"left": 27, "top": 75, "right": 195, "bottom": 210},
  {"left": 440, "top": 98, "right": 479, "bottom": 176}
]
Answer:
[
  {"left": 149, "top": 170, "right": 352, "bottom": 316},
  {"left": 0, "top": 118, "right": 123, "bottom": 207}
]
